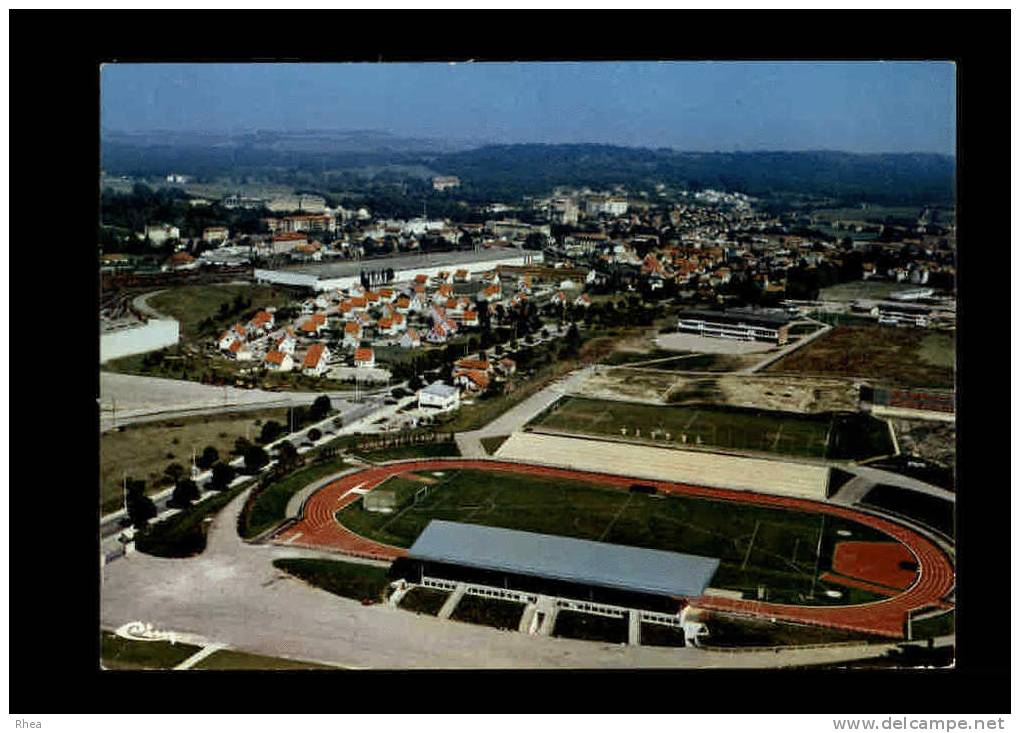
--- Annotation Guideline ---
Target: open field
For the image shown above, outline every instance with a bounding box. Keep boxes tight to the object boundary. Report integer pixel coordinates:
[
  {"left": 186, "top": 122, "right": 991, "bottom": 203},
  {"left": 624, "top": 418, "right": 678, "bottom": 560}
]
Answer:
[
  {"left": 149, "top": 283, "right": 292, "bottom": 340},
  {"left": 191, "top": 649, "right": 334, "bottom": 670},
  {"left": 529, "top": 396, "right": 892, "bottom": 461},
  {"left": 100, "top": 631, "right": 202, "bottom": 670},
  {"left": 766, "top": 326, "right": 955, "bottom": 388},
  {"left": 337, "top": 468, "right": 891, "bottom": 605},
  {"left": 100, "top": 409, "right": 286, "bottom": 514}
]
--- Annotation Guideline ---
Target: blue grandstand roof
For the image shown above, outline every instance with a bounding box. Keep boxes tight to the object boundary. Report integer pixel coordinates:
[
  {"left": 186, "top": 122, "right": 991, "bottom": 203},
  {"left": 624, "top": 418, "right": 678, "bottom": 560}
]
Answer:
[{"left": 407, "top": 520, "right": 720, "bottom": 598}]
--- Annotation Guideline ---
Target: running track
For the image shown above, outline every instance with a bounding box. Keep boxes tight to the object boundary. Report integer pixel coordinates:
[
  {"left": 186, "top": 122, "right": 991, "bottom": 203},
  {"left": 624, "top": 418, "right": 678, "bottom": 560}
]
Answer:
[{"left": 272, "top": 459, "right": 955, "bottom": 639}]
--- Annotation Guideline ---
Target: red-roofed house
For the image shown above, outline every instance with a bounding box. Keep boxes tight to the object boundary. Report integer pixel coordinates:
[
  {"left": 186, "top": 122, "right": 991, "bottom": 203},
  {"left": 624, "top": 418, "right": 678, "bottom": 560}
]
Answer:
[
  {"left": 343, "top": 320, "right": 363, "bottom": 347},
  {"left": 454, "top": 269, "right": 470, "bottom": 283},
  {"left": 298, "top": 313, "right": 327, "bottom": 337},
  {"left": 227, "top": 339, "right": 253, "bottom": 361},
  {"left": 353, "top": 347, "right": 375, "bottom": 368},
  {"left": 264, "top": 349, "right": 294, "bottom": 372},
  {"left": 455, "top": 357, "right": 491, "bottom": 373},
  {"left": 247, "top": 310, "right": 275, "bottom": 335},
  {"left": 454, "top": 369, "right": 491, "bottom": 391},
  {"left": 302, "top": 343, "right": 331, "bottom": 377}
]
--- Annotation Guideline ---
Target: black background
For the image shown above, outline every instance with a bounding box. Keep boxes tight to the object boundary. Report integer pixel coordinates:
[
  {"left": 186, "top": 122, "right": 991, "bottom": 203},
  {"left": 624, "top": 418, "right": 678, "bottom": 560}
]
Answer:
[{"left": 8, "top": 8, "right": 1009, "bottom": 714}]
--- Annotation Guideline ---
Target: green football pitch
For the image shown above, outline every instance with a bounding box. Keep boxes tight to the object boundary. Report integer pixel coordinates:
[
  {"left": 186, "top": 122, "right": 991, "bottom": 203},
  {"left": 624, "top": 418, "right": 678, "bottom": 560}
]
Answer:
[
  {"left": 527, "top": 396, "right": 892, "bottom": 460},
  {"left": 337, "top": 469, "right": 891, "bottom": 606}
]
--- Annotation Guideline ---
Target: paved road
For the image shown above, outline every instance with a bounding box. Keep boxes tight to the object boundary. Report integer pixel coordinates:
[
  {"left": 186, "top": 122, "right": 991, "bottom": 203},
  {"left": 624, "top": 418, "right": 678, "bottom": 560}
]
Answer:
[
  {"left": 456, "top": 366, "right": 596, "bottom": 457},
  {"left": 99, "top": 372, "right": 391, "bottom": 432},
  {"left": 99, "top": 486, "right": 906, "bottom": 669}
]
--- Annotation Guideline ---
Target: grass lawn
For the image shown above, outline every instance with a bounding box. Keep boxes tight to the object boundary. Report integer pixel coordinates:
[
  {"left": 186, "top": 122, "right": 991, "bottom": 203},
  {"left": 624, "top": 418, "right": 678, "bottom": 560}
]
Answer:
[
  {"left": 860, "top": 484, "right": 955, "bottom": 538},
  {"left": 701, "top": 612, "right": 878, "bottom": 647},
  {"left": 135, "top": 478, "right": 254, "bottom": 558},
  {"left": 100, "top": 409, "right": 286, "bottom": 514},
  {"left": 766, "top": 325, "right": 956, "bottom": 388},
  {"left": 530, "top": 396, "right": 892, "bottom": 461},
  {"left": 399, "top": 587, "right": 450, "bottom": 616},
  {"left": 640, "top": 623, "right": 687, "bottom": 648},
  {"left": 273, "top": 558, "right": 392, "bottom": 603},
  {"left": 337, "top": 468, "right": 891, "bottom": 606},
  {"left": 354, "top": 440, "right": 460, "bottom": 462},
  {"left": 449, "top": 594, "right": 524, "bottom": 631},
  {"left": 238, "top": 455, "right": 348, "bottom": 539},
  {"left": 100, "top": 631, "right": 202, "bottom": 670},
  {"left": 911, "top": 610, "right": 955, "bottom": 639},
  {"left": 149, "top": 284, "right": 292, "bottom": 341},
  {"left": 190, "top": 649, "right": 334, "bottom": 670},
  {"left": 480, "top": 435, "right": 510, "bottom": 455},
  {"left": 553, "top": 610, "right": 628, "bottom": 644}
]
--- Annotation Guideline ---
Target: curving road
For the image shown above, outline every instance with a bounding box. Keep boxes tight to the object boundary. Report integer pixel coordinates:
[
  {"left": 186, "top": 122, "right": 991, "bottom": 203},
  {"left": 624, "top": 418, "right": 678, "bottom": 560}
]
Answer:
[
  {"left": 275, "top": 458, "right": 956, "bottom": 639},
  {"left": 101, "top": 478, "right": 916, "bottom": 669}
]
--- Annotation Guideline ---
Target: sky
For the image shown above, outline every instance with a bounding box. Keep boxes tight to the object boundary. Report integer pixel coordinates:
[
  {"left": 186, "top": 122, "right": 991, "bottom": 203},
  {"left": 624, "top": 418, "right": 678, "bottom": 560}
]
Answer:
[{"left": 101, "top": 61, "right": 956, "bottom": 155}]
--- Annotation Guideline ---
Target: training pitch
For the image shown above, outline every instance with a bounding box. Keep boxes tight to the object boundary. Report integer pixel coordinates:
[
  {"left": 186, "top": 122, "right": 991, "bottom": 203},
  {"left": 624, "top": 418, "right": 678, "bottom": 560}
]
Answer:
[{"left": 527, "top": 396, "right": 893, "bottom": 460}]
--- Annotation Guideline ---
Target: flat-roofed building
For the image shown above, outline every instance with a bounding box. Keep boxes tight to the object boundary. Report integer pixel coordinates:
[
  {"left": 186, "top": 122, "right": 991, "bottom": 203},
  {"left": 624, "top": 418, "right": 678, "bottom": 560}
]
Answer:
[
  {"left": 677, "top": 309, "right": 791, "bottom": 345},
  {"left": 418, "top": 381, "right": 460, "bottom": 412},
  {"left": 404, "top": 521, "right": 718, "bottom": 634},
  {"left": 877, "top": 303, "right": 930, "bottom": 328}
]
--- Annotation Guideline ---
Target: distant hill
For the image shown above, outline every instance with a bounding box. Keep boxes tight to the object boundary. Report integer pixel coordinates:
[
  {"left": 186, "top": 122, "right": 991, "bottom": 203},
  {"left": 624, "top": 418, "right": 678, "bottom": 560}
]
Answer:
[
  {"left": 100, "top": 133, "right": 954, "bottom": 206},
  {"left": 428, "top": 145, "right": 955, "bottom": 206}
]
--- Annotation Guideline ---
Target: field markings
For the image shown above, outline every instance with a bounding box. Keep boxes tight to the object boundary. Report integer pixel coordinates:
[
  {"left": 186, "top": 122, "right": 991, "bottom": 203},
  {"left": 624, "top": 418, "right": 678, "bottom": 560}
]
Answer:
[
  {"left": 809, "top": 515, "right": 826, "bottom": 598},
  {"left": 597, "top": 493, "right": 633, "bottom": 542},
  {"left": 740, "top": 521, "right": 761, "bottom": 571}
]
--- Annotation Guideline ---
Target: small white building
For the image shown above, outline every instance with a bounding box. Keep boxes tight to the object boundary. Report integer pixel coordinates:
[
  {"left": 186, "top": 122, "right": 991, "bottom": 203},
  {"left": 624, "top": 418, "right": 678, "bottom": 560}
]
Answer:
[
  {"left": 265, "top": 350, "right": 294, "bottom": 372},
  {"left": 418, "top": 382, "right": 460, "bottom": 412}
]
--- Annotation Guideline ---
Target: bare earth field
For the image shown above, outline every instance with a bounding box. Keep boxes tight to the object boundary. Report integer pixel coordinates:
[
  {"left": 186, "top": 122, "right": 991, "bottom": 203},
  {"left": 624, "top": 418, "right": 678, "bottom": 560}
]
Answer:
[
  {"left": 889, "top": 419, "right": 957, "bottom": 471},
  {"left": 765, "top": 326, "right": 955, "bottom": 389},
  {"left": 654, "top": 331, "right": 776, "bottom": 355},
  {"left": 573, "top": 369, "right": 859, "bottom": 414}
]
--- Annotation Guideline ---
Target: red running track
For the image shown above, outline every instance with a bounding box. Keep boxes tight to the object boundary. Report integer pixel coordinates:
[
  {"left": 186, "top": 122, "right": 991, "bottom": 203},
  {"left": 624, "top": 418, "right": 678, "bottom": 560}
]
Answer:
[{"left": 272, "top": 459, "right": 955, "bottom": 639}]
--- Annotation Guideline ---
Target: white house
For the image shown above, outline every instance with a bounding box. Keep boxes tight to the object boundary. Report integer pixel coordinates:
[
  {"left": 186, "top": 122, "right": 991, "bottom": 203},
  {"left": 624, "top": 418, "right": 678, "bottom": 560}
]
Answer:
[
  {"left": 227, "top": 339, "right": 253, "bottom": 361},
  {"left": 275, "top": 330, "right": 297, "bottom": 355},
  {"left": 399, "top": 328, "right": 422, "bottom": 349},
  {"left": 302, "top": 343, "right": 331, "bottom": 377},
  {"left": 418, "top": 381, "right": 460, "bottom": 412},
  {"left": 264, "top": 350, "right": 294, "bottom": 372}
]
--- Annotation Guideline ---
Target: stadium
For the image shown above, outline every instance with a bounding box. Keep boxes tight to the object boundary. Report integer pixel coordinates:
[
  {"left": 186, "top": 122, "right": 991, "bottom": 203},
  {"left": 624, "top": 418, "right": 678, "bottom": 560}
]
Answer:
[{"left": 271, "top": 446, "right": 955, "bottom": 643}]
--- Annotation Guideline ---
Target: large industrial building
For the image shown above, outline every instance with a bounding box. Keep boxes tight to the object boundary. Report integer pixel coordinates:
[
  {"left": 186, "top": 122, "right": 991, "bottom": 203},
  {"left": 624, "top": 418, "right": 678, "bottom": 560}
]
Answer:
[
  {"left": 677, "top": 309, "right": 791, "bottom": 345},
  {"left": 254, "top": 247, "right": 541, "bottom": 292}
]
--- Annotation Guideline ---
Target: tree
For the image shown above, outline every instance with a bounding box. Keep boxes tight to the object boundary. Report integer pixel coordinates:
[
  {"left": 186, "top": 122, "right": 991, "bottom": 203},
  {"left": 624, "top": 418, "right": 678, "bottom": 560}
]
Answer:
[
  {"left": 408, "top": 374, "right": 424, "bottom": 390},
  {"left": 171, "top": 478, "right": 200, "bottom": 507},
  {"left": 260, "top": 420, "right": 284, "bottom": 444},
  {"left": 163, "top": 462, "right": 186, "bottom": 484},
  {"left": 210, "top": 461, "right": 236, "bottom": 491},
  {"left": 310, "top": 394, "right": 332, "bottom": 421},
  {"left": 244, "top": 445, "right": 270, "bottom": 474},
  {"left": 196, "top": 445, "right": 219, "bottom": 470},
  {"left": 126, "top": 493, "right": 158, "bottom": 529},
  {"left": 275, "top": 440, "right": 299, "bottom": 471},
  {"left": 233, "top": 436, "right": 252, "bottom": 455},
  {"left": 307, "top": 428, "right": 322, "bottom": 442}
]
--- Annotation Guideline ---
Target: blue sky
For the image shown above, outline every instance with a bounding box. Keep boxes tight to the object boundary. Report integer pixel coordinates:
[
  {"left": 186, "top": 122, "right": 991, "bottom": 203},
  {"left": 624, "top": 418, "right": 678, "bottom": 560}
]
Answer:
[{"left": 101, "top": 61, "right": 956, "bottom": 154}]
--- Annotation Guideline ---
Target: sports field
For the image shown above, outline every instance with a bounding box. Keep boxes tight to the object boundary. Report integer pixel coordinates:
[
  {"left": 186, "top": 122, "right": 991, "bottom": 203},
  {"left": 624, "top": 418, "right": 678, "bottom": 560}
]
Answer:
[
  {"left": 336, "top": 468, "right": 890, "bottom": 605},
  {"left": 528, "top": 396, "right": 891, "bottom": 460}
]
